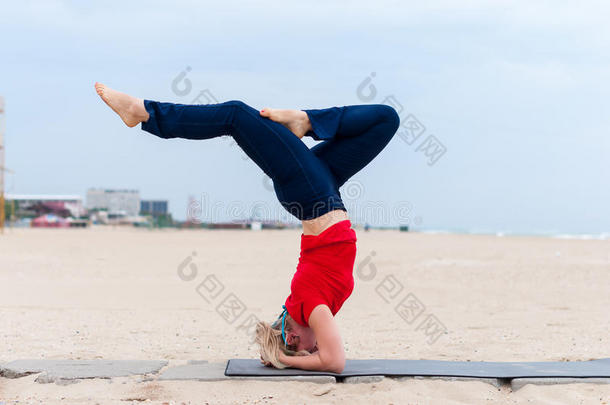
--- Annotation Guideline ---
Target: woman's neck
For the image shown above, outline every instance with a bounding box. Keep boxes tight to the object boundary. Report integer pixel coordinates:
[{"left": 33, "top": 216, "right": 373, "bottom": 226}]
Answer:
[{"left": 301, "top": 209, "right": 349, "bottom": 236}]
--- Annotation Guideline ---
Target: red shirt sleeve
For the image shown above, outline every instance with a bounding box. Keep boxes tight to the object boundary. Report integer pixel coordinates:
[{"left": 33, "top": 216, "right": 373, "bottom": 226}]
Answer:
[{"left": 302, "top": 296, "right": 329, "bottom": 325}]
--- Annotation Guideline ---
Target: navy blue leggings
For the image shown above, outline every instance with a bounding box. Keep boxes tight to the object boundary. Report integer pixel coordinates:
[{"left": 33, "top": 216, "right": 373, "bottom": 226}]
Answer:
[{"left": 141, "top": 100, "right": 399, "bottom": 220}]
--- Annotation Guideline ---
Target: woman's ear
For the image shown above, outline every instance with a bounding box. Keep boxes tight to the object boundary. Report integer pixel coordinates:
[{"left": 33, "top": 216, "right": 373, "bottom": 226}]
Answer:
[{"left": 286, "top": 331, "right": 299, "bottom": 346}]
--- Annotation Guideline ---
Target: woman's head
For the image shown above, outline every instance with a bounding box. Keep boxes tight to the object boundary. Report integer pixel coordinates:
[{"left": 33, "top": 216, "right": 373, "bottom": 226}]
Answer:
[{"left": 256, "top": 309, "right": 318, "bottom": 368}]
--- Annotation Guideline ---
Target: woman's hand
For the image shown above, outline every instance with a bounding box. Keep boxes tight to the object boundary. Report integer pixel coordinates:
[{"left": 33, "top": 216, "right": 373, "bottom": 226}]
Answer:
[
  {"left": 260, "top": 355, "right": 272, "bottom": 367},
  {"left": 260, "top": 353, "right": 290, "bottom": 368},
  {"left": 278, "top": 352, "right": 290, "bottom": 366}
]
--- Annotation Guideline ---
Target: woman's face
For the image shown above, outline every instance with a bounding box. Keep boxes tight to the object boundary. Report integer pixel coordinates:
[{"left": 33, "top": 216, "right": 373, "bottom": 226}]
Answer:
[{"left": 287, "top": 322, "right": 318, "bottom": 353}]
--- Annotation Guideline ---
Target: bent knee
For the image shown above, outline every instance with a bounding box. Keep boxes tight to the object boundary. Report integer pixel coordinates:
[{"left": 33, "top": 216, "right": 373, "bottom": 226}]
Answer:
[
  {"left": 225, "top": 99, "right": 250, "bottom": 110},
  {"left": 377, "top": 104, "right": 400, "bottom": 132},
  {"left": 224, "top": 100, "right": 259, "bottom": 117}
]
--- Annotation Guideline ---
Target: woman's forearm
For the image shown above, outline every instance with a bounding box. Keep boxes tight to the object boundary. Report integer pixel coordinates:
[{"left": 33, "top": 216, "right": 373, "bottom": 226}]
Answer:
[{"left": 280, "top": 352, "right": 343, "bottom": 373}]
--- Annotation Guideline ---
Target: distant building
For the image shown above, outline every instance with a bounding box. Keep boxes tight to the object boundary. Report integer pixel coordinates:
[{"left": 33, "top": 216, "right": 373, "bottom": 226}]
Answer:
[
  {"left": 6, "top": 194, "right": 86, "bottom": 218},
  {"left": 86, "top": 188, "right": 140, "bottom": 216},
  {"left": 140, "top": 200, "right": 168, "bottom": 217}
]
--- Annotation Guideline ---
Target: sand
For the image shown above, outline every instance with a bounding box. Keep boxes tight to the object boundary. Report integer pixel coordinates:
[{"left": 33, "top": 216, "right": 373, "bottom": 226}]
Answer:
[{"left": 1, "top": 226, "right": 609, "bottom": 404}]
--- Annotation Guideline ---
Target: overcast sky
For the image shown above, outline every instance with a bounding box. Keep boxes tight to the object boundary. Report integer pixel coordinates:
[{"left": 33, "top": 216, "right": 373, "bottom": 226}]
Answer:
[{"left": 1, "top": 0, "right": 609, "bottom": 234}]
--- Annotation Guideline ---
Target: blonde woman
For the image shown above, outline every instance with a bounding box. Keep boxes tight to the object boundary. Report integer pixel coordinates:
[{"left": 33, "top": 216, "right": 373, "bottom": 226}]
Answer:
[{"left": 94, "top": 82, "right": 400, "bottom": 372}]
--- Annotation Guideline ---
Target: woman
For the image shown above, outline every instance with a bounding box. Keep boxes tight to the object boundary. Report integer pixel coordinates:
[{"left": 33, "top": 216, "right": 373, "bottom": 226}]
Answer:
[{"left": 94, "top": 82, "right": 399, "bottom": 373}]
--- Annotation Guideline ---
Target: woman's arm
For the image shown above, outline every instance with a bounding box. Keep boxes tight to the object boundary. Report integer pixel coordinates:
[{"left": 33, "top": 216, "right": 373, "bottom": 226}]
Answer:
[{"left": 279, "top": 304, "right": 345, "bottom": 373}]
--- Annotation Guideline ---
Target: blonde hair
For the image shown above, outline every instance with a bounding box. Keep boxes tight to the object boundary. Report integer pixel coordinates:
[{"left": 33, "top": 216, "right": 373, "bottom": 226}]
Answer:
[{"left": 256, "top": 312, "right": 310, "bottom": 369}]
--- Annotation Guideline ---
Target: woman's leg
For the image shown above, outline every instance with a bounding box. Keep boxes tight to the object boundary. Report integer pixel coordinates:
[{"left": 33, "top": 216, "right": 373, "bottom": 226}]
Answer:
[
  {"left": 303, "top": 104, "right": 400, "bottom": 188},
  {"left": 141, "top": 99, "right": 346, "bottom": 220}
]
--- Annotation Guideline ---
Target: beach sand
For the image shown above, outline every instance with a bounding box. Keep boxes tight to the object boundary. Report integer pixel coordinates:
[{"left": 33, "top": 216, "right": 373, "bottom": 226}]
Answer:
[{"left": 1, "top": 226, "right": 609, "bottom": 404}]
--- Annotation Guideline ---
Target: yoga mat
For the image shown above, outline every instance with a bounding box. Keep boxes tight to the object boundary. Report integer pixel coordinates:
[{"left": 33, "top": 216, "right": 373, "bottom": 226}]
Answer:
[{"left": 225, "top": 358, "right": 610, "bottom": 378}]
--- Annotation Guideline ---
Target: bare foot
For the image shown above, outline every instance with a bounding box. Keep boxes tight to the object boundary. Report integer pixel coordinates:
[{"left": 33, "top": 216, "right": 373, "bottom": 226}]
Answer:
[
  {"left": 94, "top": 82, "right": 149, "bottom": 127},
  {"left": 259, "top": 108, "right": 312, "bottom": 139}
]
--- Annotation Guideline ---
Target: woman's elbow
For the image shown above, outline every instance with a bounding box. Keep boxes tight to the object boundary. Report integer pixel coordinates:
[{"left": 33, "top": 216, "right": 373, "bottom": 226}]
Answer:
[
  {"left": 329, "top": 361, "right": 345, "bottom": 374},
  {"left": 323, "top": 357, "right": 345, "bottom": 374}
]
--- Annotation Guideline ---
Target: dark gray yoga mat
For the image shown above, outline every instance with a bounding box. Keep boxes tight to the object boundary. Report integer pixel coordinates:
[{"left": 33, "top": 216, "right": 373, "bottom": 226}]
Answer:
[{"left": 225, "top": 358, "right": 610, "bottom": 378}]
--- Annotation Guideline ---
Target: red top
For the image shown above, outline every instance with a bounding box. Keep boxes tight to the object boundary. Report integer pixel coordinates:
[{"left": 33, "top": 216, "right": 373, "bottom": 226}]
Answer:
[{"left": 284, "top": 220, "right": 358, "bottom": 327}]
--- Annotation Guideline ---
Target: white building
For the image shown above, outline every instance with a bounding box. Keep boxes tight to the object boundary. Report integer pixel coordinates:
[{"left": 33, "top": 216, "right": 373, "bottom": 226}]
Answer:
[{"left": 86, "top": 188, "right": 140, "bottom": 216}]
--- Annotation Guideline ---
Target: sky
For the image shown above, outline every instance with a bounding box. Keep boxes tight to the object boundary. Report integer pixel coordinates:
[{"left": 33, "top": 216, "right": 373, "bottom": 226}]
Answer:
[{"left": 1, "top": 0, "right": 609, "bottom": 234}]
